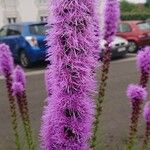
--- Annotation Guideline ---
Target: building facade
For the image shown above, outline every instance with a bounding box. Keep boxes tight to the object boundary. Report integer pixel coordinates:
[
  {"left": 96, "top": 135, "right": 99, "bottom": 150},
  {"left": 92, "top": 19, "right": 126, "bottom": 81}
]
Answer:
[
  {"left": 0, "top": 0, "right": 147, "bottom": 28},
  {"left": 0, "top": 0, "right": 48, "bottom": 27}
]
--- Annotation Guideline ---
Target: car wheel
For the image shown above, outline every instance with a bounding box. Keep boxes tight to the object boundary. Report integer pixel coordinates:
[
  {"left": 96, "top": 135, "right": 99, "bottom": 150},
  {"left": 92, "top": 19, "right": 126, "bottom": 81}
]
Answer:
[
  {"left": 128, "top": 41, "right": 137, "bottom": 53},
  {"left": 20, "top": 51, "right": 30, "bottom": 68}
]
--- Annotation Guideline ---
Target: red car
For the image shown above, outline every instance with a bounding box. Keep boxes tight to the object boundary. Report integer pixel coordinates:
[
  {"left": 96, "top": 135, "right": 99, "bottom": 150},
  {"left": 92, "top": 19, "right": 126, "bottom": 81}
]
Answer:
[{"left": 117, "top": 21, "right": 150, "bottom": 52}]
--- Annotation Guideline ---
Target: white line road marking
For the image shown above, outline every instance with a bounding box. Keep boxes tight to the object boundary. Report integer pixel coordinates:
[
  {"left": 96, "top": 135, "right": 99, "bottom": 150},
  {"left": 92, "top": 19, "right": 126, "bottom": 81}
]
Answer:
[
  {"left": 0, "top": 54, "right": 136, "bottom": 80},
  {"left": 26, "top": 70, "right": 44, "bottom": 76},
  {"left": 0, "top": 70, "right": 44, "bottom": 80}
]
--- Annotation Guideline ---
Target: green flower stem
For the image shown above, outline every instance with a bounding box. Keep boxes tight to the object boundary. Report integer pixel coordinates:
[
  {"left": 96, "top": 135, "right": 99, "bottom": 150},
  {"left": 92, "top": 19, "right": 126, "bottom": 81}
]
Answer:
[
  {"left": 142, "top": 122, "right": 150, "bottom": 150},
  {"left": 126, "top": 100, "right": 141, "bottom": 150},
  {"left": 22, "top": 92, "right": 34, "bottom": 150},
  {"left": 16, "top": 92, "right": 34, "bottom": 150},
  {"left": 90, "top": 46, "right": 111, "bottom": 149},
  {"left": 140, "top": 71, "right": 149, "bottom": 88},
  {"left": 6, "top": 75, "right": 20, "bottom": 150}
]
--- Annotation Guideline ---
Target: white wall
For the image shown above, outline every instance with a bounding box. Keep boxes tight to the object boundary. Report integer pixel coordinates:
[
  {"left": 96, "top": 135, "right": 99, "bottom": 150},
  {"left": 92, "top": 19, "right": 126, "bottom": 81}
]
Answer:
[
  {"left": 0, "top": 5, "right": 4, "bottom": 27},
  {"left": 0, "top": 0, "right": 48, "bottom": 27},
  {"left": 0, "top": 0, "right": 147, "bottom": 28},
  {"left": 17, "top": 0, "right": 38, "bottom": 22}
]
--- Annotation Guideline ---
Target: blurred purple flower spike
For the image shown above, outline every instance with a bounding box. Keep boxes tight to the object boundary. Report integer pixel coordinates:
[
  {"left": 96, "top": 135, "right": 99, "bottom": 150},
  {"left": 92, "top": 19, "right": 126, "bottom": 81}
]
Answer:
[
  {"left": 12, "top": 65, "right": 26, "bottom": 95},
  {"left": 13, "top": 65, "right": 26, "bottom": 87},
  {"left": 127, "top": 84, "right": 147, "bottom": 102},
  {"left": 126, "top": 84, "right": 147, "bottom": 149},
  {"left": 144, "top": 102, "right": 150, "bottom": 123},
  {"left": 104, "top": 0, "right": 120, "bottom": 44},
  {"left": 0, "top": 43, "right": 20, "bottom": 149},
  {"left": 12, "top": 65, "right": 34, "bottom": 149},
  {"left": 0, "top": 43, "right": 14, "bottom": 77},
  {"left": 137, "top": 46, "right": 150, "bottom": 74},
  {"left": 137, "top": 46, "right": 150, "bottom": 87},
  {"left": 12, "top": 82, "right": 24, "bottom": 96},
  {"left": 143, "top": 101, "right": 150, "bottom": 149}
]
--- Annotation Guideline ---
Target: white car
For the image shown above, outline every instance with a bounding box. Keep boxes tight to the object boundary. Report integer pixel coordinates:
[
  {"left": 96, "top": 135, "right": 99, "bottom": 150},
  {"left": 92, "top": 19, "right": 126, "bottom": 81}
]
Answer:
[{"left": 100, "top": 36, "right": 129, "bottom": 59}]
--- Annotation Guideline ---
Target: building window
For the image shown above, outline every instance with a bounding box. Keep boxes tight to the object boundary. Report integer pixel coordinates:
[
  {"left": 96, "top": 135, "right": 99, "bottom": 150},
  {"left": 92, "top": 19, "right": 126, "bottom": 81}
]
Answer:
[
  {"left": 4, "top": 0, "right": 17, "bottom": 7},
  {"left": 7, "top": 25, "right": 21, "bottom": 36},
  {"left": 7, "top": 17, "right": 17, "bottom": 24},
  {"left": 40, "top": 16, "right": 47, "bottom": 22},
  {"left": 39, "top": 0, "right": 47, "bottom": 4}
]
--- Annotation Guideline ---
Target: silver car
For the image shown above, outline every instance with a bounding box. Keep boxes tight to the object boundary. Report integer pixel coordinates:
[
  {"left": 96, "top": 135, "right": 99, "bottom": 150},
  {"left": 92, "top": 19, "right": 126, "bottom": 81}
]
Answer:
[{"left": 100, "top": 36, "right": 128, "bottom": 59}]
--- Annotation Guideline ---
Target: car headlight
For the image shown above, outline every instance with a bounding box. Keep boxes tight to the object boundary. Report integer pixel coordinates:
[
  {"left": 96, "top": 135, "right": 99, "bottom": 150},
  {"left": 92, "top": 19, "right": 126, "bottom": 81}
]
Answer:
[{"left": 25, "top": 36, "right": 38, "bottom": 47}]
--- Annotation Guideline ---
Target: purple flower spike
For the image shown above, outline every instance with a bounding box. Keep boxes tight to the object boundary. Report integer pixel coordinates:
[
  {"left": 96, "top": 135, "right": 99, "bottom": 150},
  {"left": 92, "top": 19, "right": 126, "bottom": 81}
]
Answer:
[
  {"left": 0, "top": 44, "right": 14, "bottom": 76},
  {"left": 12, "top": 65, "right": 34, "bottom": 149},
  {"left": 45, "top": 66, "right": 52, "bottom": 96},
  {"left": 104, "top": 0, "right": 120, "bottom": 43},
  {"left": 127, "top": 84, "right": 147, "bottom": 102},
  {"left": 40, "top": 0, "right": 99, "bottom": 149},
  {"left": 12, "top": 65, "right": 26, "bottom": 95},
  {"left": 143, "top": 101, "right": 150, "bottom": 149},
  {"left": 13, "top": 65, "right": 26, "bottom": 88},
  {"left": 12, "top": 82, "right": 24, "bottom": 95},
  {"left": 0, "top": 65, "right": 2, "bottom": 75},
  {"left": 137, "top": 46, "right": 150, "bottom": 73},
  {"left": 126, "top": 84, "right": 147, "bottom": 149},
  {"left": 143, "top": 102, "right": 150, "bottom": 123}
]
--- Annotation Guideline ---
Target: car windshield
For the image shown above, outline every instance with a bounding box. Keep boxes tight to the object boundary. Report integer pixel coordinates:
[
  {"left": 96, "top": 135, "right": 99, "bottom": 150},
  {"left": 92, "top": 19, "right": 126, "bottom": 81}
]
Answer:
[
  {"left": 29, "top": 23, "right": 46, "bottom": 35},
  {"left": 137, "top": 22, "right": 150, "bottom": 30}
]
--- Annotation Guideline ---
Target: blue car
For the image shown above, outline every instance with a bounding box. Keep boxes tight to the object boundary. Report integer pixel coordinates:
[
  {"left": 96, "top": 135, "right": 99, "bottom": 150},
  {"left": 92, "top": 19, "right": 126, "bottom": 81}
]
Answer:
[{"left": 0, "top": 22, "right": 47, "bottom": 67}]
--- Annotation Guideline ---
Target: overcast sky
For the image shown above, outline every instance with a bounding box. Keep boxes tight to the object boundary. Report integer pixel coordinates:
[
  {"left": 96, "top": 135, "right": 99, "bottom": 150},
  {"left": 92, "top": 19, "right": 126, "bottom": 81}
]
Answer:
[{"left": 124, "top": 0, "right": 146, "bottom": 3}]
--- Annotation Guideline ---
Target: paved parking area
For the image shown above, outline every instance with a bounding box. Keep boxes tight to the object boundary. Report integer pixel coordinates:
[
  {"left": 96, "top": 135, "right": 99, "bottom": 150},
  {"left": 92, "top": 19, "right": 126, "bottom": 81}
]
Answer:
[{"left": 1, "top": 53, "right": 148, "bottom": 150}]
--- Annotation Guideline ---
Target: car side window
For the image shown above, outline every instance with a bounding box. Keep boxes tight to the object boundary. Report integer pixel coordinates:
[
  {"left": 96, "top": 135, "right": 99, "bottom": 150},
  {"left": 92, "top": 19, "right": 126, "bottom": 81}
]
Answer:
[
  {"left": 0, "top": 26, "right": 8, "bottom": 37},
  {"left": 119, "top": 23, "right": 132, "bottom": 32},
  {"left": 7, "top": 25, "right": 21, "bottom": 36}
]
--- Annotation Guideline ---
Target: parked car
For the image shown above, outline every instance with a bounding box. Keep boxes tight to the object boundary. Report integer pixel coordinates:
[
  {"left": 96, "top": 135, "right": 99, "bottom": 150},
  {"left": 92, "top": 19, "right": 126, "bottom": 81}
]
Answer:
[
  {"left": 100, "top": 36, "right": 128, "bottom": 59},
  {"left": 117, "top": 21, "right": 150, "bottom": 53},
  {"left": 0, "top": 22, "right": 47, "bottom": 67}
]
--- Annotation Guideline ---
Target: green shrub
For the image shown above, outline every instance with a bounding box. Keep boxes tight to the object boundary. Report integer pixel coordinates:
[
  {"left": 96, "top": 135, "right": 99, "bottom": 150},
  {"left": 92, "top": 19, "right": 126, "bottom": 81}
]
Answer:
[
  {"left": 120, "top": 0, "right": 150, "bottom": 20},
  {"left": 121, "top": 13, "right": 150, "bottom": 20},
  {"left": 120, "top": 0, "right": 139, "bottom": 12}
]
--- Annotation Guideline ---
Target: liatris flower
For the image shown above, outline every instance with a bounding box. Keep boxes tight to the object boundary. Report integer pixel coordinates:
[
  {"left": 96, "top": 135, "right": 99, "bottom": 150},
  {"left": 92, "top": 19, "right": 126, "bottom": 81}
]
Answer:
[
  {"left": 0, "top": 64, "right": 2, "bottom": 75},
  {"left": 12, "top": 65, "right": 34, "bottom": 150},
  {"left": 104, "top": 0, "right": 120, "bottom": 44},
  {"left": 127, "top": 84, "right": 147, "bottom": 102},
  {"left": 126, "top": 84, "right": 147, "bottom": 150},
  {"left": 137, "top": 46, "right": 150, "bottom": 87},
  {"left": 40, "top": 0, "right": 98, "bottom": 149},
  {"left": 44, "top": 66, "right": 52, "bottom": 97},
  {"left": 0, "top": 44, "right": 20, "bottom": 150},
  {"left": 142, "top": 101, "right": 150, "bottom": 150},
  {"left": 91, "top": 0, "right": 120, "bottom": 148},
  {"left": 0, "top": 44, "right": 14, "bottom": 76}
]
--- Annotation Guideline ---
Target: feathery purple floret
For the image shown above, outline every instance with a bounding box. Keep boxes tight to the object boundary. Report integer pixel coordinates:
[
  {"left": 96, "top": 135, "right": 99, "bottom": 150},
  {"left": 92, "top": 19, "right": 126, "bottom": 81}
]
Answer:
[
  {"left": 13, "top": 65, "right": 26, "bottom": 88},
  {"left": 45, "top": 66, "right": 52, "bottom": 96},
  {"left": 12, "top": 82, "right": 24, "bottom": 95},
  {"left": 104, "top": 0, "right": 120, "bottom": 43},
  {"left": 0, "top": 65, "right": 2, "bottom": 75},
  {"left": 40, "top": 0, "right": 99, "bottom": 149},
  {"left": 127, "top": 84, "right": 147, "bottom": 102},
  {"left": 143, "top": 102, "right": 150, "bottom": 123},
  {"left": 12, "top": 65, "right": 26, "bottom": 95},
  {"left": 0, "top": 44, "right": 14, "bottom": 76},
  {"left": 137, "top": 46, "right": 150, "bottom": 73}
]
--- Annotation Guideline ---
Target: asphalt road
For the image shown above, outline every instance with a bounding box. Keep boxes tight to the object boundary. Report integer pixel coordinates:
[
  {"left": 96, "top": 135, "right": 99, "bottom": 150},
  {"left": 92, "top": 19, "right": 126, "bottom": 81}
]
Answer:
[{"left": 0, "top": 54, "right": 149, "bottom": 150}]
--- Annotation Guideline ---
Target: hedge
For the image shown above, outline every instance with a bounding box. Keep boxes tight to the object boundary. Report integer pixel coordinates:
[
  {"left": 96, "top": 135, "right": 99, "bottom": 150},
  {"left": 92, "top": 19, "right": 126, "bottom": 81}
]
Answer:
[{"left": 121, "top": 13, "right": 150, "bottom": 20}]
